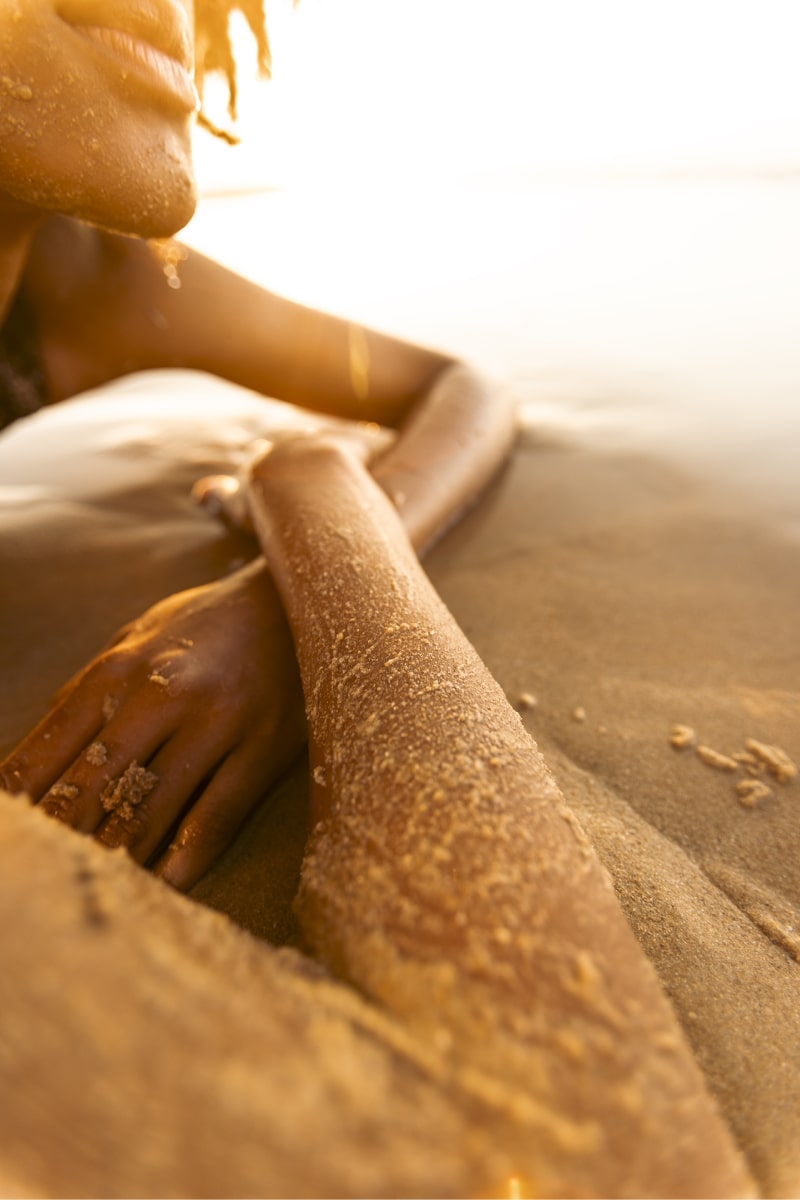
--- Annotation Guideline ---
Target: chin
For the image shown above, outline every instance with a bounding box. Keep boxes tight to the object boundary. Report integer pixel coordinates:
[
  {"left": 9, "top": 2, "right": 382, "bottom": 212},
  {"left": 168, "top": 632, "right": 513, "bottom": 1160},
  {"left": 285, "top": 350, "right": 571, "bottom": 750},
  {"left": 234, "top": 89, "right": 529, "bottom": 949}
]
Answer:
[
  {"left": 2, "top": 108, "right": 199, "bottom": 239},
  {"left": 112, "top": 178, "right": 199, "bottom": 239},
  {"left": 78, "top": 126, "right": 200, "bottom": 237},
  {"left": 40, "top": 171, "right": 198, "bottom": 240}
]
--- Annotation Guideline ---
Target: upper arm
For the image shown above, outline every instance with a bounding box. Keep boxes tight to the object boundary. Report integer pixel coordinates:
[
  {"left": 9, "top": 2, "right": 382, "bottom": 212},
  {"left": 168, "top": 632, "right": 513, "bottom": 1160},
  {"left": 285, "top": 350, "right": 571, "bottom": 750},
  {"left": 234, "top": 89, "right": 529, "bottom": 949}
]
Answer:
[
  {"left": 164, "top": 246, "right": 454, "bottom": 427},
  {"left": 25, "top": 218, "right": 453, "bottom": 426}
]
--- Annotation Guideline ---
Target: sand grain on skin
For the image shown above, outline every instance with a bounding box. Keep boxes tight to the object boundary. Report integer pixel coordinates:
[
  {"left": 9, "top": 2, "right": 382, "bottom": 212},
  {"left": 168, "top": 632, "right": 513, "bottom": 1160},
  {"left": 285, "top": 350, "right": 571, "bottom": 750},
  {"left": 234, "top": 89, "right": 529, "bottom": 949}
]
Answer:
[
  {"left": 85, "top": 741, "right": 108, "bottom": 767},
  {"left": 50, "top": 782, "right": 79, "bottom": 800},
  {"left": 101, "top": 762, "right": 158, "bottom": 821}
]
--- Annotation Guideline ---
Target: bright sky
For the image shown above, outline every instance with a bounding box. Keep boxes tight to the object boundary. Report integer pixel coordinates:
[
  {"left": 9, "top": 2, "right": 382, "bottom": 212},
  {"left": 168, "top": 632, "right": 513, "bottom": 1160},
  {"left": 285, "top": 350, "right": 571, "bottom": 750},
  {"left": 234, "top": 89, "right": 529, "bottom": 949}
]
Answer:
[
  {"left": 182, "top": 1, "right": 800, "bottom": 508},
  {"left": 192, "top": 0, "right": 800, "bottom": 192}
]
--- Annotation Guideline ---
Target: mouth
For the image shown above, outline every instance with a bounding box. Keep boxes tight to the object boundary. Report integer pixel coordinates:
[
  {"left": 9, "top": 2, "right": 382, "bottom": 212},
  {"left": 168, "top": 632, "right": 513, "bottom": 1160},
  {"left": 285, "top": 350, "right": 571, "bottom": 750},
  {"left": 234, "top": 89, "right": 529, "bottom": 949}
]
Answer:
[{"left": 56, "top": 0, "right": 198, "bottom": 113}]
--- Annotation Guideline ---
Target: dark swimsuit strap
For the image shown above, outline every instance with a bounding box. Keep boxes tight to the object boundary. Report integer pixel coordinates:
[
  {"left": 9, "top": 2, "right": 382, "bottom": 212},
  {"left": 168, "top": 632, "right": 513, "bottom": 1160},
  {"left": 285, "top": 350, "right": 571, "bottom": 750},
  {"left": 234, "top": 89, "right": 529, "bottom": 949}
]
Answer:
[{"left": 0, "top": 288, "right": 47, "bottom": 432}]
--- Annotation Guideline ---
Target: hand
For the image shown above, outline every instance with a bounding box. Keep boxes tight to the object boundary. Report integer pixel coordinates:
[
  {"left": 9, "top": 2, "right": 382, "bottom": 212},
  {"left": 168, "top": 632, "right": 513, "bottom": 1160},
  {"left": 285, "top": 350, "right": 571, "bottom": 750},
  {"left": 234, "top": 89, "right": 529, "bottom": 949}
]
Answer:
[
  {"left": 0, "top": 560, "right": 306, "bottom": 891},
  {"left": 191, "top": 426, "right": 386, "bottom": 534}
]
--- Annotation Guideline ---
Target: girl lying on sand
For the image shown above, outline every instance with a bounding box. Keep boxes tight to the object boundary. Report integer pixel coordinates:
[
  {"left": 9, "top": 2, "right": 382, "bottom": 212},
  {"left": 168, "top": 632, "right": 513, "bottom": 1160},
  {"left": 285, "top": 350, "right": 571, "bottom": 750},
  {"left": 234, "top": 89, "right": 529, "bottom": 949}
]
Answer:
[
  {"left": 0, "top": 426, "right": 754, "bottom": 1195},
  {"left": 0, "top": 0, "right": 514, "bottom": 889},
  {"left": 0, "top": 1, "right": 754, "bottom": 1193}
]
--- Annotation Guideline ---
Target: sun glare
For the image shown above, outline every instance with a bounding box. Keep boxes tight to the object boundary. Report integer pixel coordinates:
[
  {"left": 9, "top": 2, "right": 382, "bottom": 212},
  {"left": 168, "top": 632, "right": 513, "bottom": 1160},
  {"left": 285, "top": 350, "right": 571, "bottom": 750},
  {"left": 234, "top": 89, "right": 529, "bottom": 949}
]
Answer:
[
  {"left": 191, "top": 0, "right": 800, "bottom": 195},
  {"left": 183, "top": 0, "right": 800, "bottom": 439}
]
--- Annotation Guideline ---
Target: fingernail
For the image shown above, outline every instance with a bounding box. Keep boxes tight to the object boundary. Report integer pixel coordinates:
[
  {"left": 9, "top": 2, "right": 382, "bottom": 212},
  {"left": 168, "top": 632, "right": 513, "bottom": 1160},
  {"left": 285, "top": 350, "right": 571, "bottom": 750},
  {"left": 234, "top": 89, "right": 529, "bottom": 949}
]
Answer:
[{"left": 190, "top": 475, "right": 239, "bottom": 514}]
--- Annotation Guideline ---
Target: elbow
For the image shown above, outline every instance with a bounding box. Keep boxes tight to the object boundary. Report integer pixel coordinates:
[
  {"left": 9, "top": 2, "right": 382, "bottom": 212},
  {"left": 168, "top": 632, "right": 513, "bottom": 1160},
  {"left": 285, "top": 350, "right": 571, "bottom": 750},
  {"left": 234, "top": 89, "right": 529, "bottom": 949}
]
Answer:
[{"left": 432, "top": 359, "right": 520, "bottom": 461}]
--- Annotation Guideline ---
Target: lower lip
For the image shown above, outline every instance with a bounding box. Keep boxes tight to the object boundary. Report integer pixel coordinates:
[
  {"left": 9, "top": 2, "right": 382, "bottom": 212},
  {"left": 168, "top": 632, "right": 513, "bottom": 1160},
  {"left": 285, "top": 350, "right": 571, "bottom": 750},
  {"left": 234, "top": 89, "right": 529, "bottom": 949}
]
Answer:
[{"left": 72, "top": 24, "right": 199, "bottom": 113}]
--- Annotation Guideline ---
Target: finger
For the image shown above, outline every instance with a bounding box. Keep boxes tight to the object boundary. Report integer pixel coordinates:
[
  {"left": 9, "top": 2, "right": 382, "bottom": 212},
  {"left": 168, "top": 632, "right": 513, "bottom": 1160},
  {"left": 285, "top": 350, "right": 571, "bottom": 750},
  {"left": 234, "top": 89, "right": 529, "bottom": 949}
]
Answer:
[
  {"left": 152, "top": 747, "right": 282, "bottom": 892},
  {"left": 191, "top": 474, "right": 254, "bottom": 533},
  {"left": 47, "top": 626, "right": 139, "bottom": 711},
  {"left": 0, "top": 685, "right": 107, "bottom": 803},
  {"left": 94, "top": 727, "right": 232, "bottom": 865},
  {"left": 38, "top": 701, "right": 180, "bottom": 832}
]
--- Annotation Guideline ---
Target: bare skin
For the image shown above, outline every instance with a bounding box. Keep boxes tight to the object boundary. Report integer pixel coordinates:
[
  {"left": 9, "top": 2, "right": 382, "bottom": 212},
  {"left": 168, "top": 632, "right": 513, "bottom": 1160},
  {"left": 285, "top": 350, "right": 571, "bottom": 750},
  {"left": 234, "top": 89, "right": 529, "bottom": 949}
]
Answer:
[
  {"left": 2, "top": 561, "right": 306, "bottom": 891},
  {"left": 246, "top": 437, "right": 755, "bottom": 1197},
  {"left": 0, "top": 1, "right": 516, "bottom": 885},
  {"left": 0, "top": 11, "right": 762, "bottom": 1184}
]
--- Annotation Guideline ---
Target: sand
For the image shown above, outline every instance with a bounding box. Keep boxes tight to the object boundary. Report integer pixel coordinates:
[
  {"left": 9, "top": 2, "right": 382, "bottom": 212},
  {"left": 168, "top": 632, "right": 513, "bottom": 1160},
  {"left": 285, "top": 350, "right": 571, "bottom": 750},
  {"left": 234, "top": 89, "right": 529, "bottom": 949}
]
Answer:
[
  {"left": 0, "top": 371, "right": 798, "bottom": 1195},
  {"left": 100, "top": 761, "right": 159, "bottom": 820}
]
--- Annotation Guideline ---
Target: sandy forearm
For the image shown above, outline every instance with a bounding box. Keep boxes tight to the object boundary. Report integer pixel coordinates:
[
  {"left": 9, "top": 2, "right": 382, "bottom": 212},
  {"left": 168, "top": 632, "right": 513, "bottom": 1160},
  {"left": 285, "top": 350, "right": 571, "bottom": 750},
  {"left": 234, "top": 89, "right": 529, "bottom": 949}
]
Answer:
[{"left": 248, "top": 441, "right": 752, "bottom": 1197}]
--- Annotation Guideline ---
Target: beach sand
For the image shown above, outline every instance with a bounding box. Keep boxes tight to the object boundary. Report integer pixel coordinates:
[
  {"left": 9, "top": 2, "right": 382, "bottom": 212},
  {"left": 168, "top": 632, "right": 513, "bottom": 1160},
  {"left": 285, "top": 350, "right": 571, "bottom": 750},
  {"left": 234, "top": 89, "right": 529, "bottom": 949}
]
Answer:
[
  {"left": 431, "top": 426, "right": 800, "bottom": 1195},
  {"left": 0, "top": 361, "right": 797, "bottom": 1195}
]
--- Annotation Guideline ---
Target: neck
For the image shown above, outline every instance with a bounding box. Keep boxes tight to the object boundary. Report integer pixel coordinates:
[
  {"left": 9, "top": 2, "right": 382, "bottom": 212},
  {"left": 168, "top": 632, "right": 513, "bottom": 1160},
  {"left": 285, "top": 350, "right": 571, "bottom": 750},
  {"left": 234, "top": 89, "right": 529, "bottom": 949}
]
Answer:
[{"left": 0, "top": 194, "right": 45, "bottom": 326}]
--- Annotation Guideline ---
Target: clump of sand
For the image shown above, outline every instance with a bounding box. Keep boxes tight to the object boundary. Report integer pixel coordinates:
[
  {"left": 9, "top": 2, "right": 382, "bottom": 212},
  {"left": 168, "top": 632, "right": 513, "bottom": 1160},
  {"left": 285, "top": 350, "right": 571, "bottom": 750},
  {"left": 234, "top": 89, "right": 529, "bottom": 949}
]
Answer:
[
  {"left": 669, "top": 727, "right": 796, "bottom": 809},
  {"left": 85, "top": 741, "right": 108, "bottom": 767},
  {"left": 101, "top": 762, "right": 158, "bottom": 822}
]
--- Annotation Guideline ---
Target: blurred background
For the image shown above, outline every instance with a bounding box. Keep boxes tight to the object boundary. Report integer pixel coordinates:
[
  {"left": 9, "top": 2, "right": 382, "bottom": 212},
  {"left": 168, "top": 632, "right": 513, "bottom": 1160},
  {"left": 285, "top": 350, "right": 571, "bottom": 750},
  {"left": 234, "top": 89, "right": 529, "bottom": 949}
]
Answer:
[
  {"left": 191, "top": 0, "right": 800, "bottom": 188},
  {"left": 183, "top": 0, "right": 800, "bottom": 503}
]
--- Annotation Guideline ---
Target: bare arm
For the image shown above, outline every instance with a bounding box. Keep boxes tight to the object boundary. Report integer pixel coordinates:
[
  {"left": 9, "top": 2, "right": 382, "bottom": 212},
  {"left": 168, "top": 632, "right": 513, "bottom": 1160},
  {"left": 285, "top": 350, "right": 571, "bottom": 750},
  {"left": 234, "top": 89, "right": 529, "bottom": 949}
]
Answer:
[
  {"left": 24, "top": 221, "right": 516, "bottom": 550},
  {"left": 8, "top": 219, "right": 513, "bottom": 886},
  {"left": 369, "top": 360, "right": 516, "bottom": 553},
  {"left": 246, "top": 438, "right": 753, "bottom": 1199}
]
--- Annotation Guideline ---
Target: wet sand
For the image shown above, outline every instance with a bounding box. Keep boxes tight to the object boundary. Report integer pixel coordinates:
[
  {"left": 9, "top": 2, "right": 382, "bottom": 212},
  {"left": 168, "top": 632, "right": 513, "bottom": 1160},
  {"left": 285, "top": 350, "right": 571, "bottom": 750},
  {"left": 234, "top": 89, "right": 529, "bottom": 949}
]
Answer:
[
  {"left": 0, "top": 362, "right": 798, "bottom": 1194},
  {"left": 431, "top": 426, "right": 800, "bottom": 1194}
]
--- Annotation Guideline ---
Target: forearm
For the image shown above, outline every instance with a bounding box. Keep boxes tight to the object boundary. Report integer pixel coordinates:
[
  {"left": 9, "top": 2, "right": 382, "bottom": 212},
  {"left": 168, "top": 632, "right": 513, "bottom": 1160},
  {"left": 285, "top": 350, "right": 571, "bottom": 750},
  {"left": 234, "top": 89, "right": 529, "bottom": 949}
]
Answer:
[
  {"left": 371, "top": 361, "right": 518, "bottom": 554},
  {"left": 247, "top": 441, "right": 751, "bottom": 1197}
]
